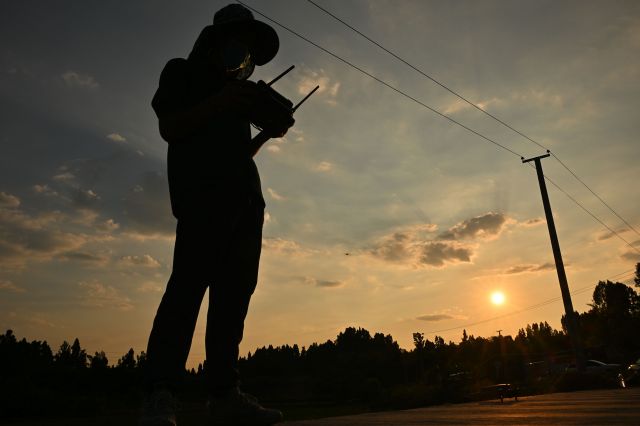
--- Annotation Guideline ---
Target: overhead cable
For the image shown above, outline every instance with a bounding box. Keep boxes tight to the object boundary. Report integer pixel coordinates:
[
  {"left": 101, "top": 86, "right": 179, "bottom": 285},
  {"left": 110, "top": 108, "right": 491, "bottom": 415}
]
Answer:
[{"left": 305, "top": 0, "right": 640, "bottom": 240}]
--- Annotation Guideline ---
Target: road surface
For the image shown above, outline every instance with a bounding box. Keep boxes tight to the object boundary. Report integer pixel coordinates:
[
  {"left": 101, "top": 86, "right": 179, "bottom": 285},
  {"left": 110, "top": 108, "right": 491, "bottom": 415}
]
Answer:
[{"left": 285, "top": 387, "right": 640, "bottom": 425}]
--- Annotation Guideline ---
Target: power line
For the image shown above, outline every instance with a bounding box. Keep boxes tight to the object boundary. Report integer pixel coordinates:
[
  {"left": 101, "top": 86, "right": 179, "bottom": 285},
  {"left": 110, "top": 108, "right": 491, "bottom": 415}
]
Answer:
[
  {"left": 550, "top": 152, "right": 640, "bottom": 238},
  {"left": 304, "top": 0, "right": 640, "bottom": 240},
  {"left": 539, "top": 168, "right": 640, "bottom": 255},
  {"left": 239, "top": 1, "right": 640, "bottom": 255},
  {"left": 236, "top": 1, "right": 524, "bottom": 159}
]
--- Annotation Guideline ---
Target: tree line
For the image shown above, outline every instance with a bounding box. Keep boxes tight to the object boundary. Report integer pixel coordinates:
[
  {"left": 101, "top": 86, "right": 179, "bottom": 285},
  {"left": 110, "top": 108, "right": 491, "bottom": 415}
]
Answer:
[{"left": 1, "top": 263, "right": 639, "bottom": 420}]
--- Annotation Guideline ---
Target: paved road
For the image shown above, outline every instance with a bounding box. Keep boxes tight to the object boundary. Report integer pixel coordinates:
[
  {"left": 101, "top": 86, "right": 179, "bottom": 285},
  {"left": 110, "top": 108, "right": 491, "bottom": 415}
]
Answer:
[{"left": 285, "top": 388, "right": 640, "bottom": 425}]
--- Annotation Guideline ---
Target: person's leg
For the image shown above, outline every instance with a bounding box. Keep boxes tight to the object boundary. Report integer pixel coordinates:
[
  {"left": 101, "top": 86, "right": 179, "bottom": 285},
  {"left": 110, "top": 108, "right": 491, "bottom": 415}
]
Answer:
[
  {"left": 205, "top": 200, "right": 282, "bottom": 424},
  {"left": 206, "top": 200, "right": 264, "bottom": 395},
  {"left": 145, "top": 220, "right": 210, "bottom": 390}
]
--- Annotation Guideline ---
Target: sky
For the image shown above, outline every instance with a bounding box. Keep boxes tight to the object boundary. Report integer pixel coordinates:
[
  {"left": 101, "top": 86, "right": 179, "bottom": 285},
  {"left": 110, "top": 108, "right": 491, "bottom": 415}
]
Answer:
[{"left": 1, "top": 0, "right": 639, "bottom": 368}]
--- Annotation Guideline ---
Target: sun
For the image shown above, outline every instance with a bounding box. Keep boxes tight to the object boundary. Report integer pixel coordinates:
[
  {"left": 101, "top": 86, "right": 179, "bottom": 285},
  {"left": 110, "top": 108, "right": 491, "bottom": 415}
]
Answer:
[{"left": 491, "top": 291, "right": 506, "bottom": 305}]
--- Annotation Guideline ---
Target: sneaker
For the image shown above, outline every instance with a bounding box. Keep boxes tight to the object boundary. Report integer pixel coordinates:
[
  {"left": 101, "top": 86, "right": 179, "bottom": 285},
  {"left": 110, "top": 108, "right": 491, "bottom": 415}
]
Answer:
[
  {"left": 208, "top": 387, "right": 283, "bottom": 425},
  {"left": 139, "top": 387, "right": 178, "bottom": 426}
]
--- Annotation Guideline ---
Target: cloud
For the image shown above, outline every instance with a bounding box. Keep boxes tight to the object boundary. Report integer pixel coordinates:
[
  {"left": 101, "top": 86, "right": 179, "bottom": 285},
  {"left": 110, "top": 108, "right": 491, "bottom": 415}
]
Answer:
[
  {"left": 4, "top": 311, "right": 56, "bottom": 329},
  {"left": 0, "top": 280, "right": 26, "bottom": 293},
  {"left": 416, "top": 314, "right": 456, "bottom": 322},
  {"left": 71, "top": 188, "right": 100, "bottom": 207},
  {"left": 621, "top": 250, "right": 640, "bottom": 262},
  {"left": 369, "top": 222, "right": 474, "bottom": 268},
  {"left": 314, "top": 161, "right": 333, "bottom": 172},
  {"left": 306, "top": 277, "right": 344, "bottom": 288},
  {"left": 419, "top": 241, "right": 474, "bottom": 267},
  {"left": 0, "top": 192, "right": 20, "bottom": 209},
  {"left": 122, "top": 172, "right": 175, "bottom": 238},
  {"left": 32, "top": 184, "right": 59, "bottom": 197},
  {"left": 262, "top": 237, "right": 313, "bottom": 257},
  {"left": 438, "top": 212, "right": 508, "bottom": 240},
  {"left": 416, "top": 310, "right": 468, "bottom": 322},
  {"left": 522, "top": 218, "right": 544, "bottom": 227},
  {"left": 267, "top": 187, "right": 286, "bottom": 201},
  {"left": 137, "top": 281, "right": 164, "bottom": 293},
  {"left": 504, "top": 262, "right": 555, "bottom": 274},
  {"left": 371, "top": 231, "right": 413, "bottom": 262},
  {"left": 77, "top": 281, "right": 133, "bottom": 310},
  {"left": 597, "top": 228, "right": 629, "bottom": 241},
  {"left": 53, "top": 171, "right": 75, "bottom": 182},
  {"left": 106, "top": 133, "right": 126, "bottom": 143},
  {"left": 62, "top": 71, "right": 99, "bottom": 89},
  {"left": 0, "top": 207, "right": 89, "bottom": 268},
  {"left": 289, "top": 128, "right": 305, "bottom": 142},
  {"left": 119, "top": 254, "right": 161, "bottom": 268},
  {"left": 297, "top": 68, "right": 340, "bottom": 106},
  {"left": 58, "top": 251, "right": 109, "bottom": 264},
  {"left": 95, "top": 218, "right": 120, "bottom": 233}
]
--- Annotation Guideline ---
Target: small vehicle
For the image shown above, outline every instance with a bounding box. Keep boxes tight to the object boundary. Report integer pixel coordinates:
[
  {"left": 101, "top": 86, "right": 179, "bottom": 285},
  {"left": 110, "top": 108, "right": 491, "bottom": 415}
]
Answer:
[
  {"left": 482, "top": 383, "right": 518, "bottom": 403},
  {"left": 566, "top": 359, "right": 625, "bottom": 388},
  {"left": 565, "top": 359, "right": 622, "bottom": 374},
  {"left": 626, "top": 358, "right": 640, "bottom": 385}
]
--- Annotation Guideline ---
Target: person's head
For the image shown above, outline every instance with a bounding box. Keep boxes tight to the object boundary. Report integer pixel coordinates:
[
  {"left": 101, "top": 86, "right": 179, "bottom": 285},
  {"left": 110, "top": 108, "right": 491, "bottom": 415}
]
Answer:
[{"left": 189, "top": 4, "right": 279, "bottom": 80}]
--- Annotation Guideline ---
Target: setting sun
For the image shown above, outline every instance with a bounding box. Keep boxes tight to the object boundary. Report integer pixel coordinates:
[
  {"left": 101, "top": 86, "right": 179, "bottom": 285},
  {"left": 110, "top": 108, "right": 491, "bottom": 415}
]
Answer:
[{"left": 491, "top": 291, "right": 506, "bottom": 305}]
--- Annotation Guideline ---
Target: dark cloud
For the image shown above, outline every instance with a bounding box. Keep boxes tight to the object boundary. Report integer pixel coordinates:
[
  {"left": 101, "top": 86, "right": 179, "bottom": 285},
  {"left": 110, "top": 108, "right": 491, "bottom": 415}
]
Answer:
[
  {"left": 262, "top": 237, "right": 315, "bottom": 257},
  {"left": 370, "top": 222, "right": 476, "bottom": 268},
  {"left": 61, "top": 71, "right": 99, "bottom": 89},
  {"left": 369, "top": 232, "right": 411, "bottom": 262},
  {"left": 0, "top": 206, "right": 88, "bottom": 268},
  {"left": 122, "top": 171, "right": 175, "bottom": 237},
  {"left": 77, "top": 281, "right": 133, "bottom": 311},
  {"left": 416, "top": 313, "right": 457, "bottom": 322},
  {"left": 0, "top": 192, "right": 20, "bottom": 208},
  {"left": 419, "top": 242, "right": 473, "bottom": 267},
  {"left": 315, "top": 279, "right": 343, "bottom": 288},
  {"left": 598, "top": 228, "right": 630, "bottom": 241},
  {"left": 438, "top": 212, "right": 507, "bottom": 240},
  {"left": 0, "top": 280, "right": 26, "bottom": 293},
  {"left": 58, "top": 251, "right": 108, "bottom": 264},
  {"left": 504, "top": 262, "right": 555, "bottom": 274},
  {"left": 621, "top": 251, "right": 640, "bottom": 262},
  {"left": 119, "top": 254, "right": 161, "bottom": 268},
  {"left": 70, "top": 188, "right": 101, "bottom": 207},
  {"left": 523, "top": 218, "right": 544, "bottom": 227}
]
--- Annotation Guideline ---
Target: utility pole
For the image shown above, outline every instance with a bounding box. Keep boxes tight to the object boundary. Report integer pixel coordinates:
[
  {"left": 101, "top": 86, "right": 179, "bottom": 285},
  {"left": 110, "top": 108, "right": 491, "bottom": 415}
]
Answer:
[
  {"left": 496, "top": 330, "right": 502, "bottom": 337},
  {"left": 522, "top": 151, "right": 585, "bottom": 372}
]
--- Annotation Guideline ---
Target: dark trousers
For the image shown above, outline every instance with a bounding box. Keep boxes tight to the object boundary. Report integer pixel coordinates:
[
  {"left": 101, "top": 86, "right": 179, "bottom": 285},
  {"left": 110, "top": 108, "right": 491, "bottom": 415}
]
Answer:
[{"left": 145, "top": 198, "right": 264, "bottom": 394}]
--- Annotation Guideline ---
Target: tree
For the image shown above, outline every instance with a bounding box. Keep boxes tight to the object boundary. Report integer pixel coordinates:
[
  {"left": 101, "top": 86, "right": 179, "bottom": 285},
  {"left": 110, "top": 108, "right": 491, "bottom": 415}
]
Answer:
[
  {"left": 413, "top": 332, "right": 425, "bottom": 351},
  {"left": 54, "top": 338, "right": 87, "bottom": 368},
  {"left": 136, "top": 351, "right": 147, "bottom": 370},
  {"left": 70, "top": 338, "right": 87, "bottom": 368},
  {"left": 591, "top": 280, "right": 639, "bottom": 317},
  {"left": 88, "top": 351, "right": 109, "bottom": 369},
  {"left": 116, "top": 348, "right": 136, "bottom": 369},
  {"left": 634, "top": 262, "right": 640, "bottom": 288}
]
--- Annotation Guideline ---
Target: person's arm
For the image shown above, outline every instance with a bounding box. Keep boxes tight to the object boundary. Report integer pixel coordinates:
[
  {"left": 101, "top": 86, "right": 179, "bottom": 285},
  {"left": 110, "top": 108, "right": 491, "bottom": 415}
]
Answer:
[
  {"left": 158, "top": 80, "right": 260, "bottom": 143},
  {"left": 248, "top": 131, "right": 271, "bottom": 158}
]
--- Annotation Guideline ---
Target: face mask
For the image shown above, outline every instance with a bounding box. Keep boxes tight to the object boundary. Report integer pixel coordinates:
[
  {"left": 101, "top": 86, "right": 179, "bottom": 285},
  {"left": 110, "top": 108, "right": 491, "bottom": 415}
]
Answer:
[{"left": 218, "top": 38, "right": 254, "bottom": 80}]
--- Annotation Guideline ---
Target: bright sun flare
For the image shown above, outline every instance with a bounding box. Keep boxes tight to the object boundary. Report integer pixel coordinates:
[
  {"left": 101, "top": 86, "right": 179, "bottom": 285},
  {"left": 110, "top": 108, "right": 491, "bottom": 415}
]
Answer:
[{"left": 491, "top": 291, "right": 506, "bottom": 305}]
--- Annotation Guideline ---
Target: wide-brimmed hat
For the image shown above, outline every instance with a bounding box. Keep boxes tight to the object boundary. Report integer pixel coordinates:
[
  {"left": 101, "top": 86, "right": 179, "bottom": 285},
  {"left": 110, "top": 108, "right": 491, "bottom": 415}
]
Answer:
[{"left": 189, "top": 4, "right": 279, "bottom": 66}]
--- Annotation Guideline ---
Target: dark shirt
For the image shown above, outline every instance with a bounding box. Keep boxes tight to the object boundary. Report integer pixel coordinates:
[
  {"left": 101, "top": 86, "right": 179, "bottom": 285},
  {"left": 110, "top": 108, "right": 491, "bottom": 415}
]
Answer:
[{"left": 151, "top": 58, "right": 265, "bottom": 220}]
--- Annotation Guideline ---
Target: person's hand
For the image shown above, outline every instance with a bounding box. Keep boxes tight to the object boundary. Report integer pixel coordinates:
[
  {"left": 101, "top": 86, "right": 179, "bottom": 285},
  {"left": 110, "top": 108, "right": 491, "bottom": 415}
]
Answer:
[
  {"left": 218, "top": 80, "right": 296, "bottom": 137},
  {"left": 218, "top": 80, "right": 262, "bottom": 116},
  {"left": 249, "top": 88, "right": 295, "bottom": 138},
  {"left": 262, "top": 112, "right": 295, "bottom": 138}
]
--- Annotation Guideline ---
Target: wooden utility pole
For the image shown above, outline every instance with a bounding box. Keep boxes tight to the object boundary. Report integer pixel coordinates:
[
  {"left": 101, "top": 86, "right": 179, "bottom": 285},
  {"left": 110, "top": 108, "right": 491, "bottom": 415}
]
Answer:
[{"left": 522, "top": 151, "right": 585, "bottom": 371}]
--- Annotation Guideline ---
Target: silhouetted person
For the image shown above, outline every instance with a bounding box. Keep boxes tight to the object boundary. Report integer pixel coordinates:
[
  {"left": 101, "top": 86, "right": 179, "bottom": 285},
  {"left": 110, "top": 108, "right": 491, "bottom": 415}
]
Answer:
[{"left": 140, "top": 4, "right": 294, "bottom": 426}]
